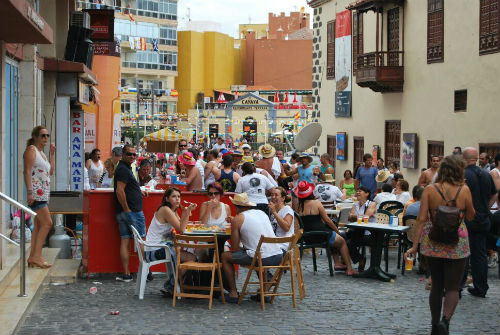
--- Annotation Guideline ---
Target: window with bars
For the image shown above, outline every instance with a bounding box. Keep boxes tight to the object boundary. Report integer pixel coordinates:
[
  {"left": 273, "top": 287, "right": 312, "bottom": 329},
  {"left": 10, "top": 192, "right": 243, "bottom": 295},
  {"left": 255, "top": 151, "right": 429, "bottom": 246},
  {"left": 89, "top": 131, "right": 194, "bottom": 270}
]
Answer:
[
  {"left": 454, "top": 90, "right": 467, "bottom": 112},
  {"left": 480, "top": 0, "right": 500, "bottom": 55},
  {"left": 384, "top": 121, "right": 401, "bottom": 167},
  {"left": 327, "top": 20, "right": 335, "bottom": 80},
  {"left": 427, "top": 0, "right": 444, "bottom": 63},
  {"left": 352, "top": 12, "right": 363, "bottom": 74}
]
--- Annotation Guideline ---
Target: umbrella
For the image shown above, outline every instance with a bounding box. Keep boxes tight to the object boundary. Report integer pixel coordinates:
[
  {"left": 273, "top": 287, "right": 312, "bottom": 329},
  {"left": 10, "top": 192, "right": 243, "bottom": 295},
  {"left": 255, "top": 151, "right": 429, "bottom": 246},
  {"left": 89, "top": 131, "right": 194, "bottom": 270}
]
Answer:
[
  {"left": 293, "top": 91, "right": 298, "bottom": 104},
  {"left": 274, "top": 91, "right": 280, "bottom": 103},
  {"left": 217, "top": 92, "right": 226, "bottom": 103},
  {"left": 284, "top": 91, "right": 289, "bottom": 103}
]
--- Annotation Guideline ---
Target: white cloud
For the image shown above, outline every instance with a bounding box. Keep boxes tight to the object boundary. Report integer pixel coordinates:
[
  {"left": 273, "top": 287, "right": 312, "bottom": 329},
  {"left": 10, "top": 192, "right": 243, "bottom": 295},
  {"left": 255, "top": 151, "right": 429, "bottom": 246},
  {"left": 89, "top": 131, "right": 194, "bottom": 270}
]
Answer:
[{"left": 178, "top": 0, "right": 313, "bottom": 38}]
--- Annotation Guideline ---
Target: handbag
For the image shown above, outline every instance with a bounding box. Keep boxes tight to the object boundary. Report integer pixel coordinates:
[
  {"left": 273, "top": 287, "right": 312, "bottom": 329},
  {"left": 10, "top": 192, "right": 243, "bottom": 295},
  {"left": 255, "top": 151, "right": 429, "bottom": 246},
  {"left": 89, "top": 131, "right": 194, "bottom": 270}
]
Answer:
[{"left": 429, "top": 185, "right": 463, "bottom": 245}]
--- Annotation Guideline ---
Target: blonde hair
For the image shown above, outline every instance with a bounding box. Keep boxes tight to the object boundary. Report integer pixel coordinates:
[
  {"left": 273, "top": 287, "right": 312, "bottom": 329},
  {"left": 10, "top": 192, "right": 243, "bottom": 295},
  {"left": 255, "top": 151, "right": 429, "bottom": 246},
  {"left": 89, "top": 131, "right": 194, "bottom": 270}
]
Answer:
[
  {"left": 104, "top": 158, "right": 114, "bottom": 171},
  {"left": 26, "top": 126, "right": 47, "bottom": 148}
]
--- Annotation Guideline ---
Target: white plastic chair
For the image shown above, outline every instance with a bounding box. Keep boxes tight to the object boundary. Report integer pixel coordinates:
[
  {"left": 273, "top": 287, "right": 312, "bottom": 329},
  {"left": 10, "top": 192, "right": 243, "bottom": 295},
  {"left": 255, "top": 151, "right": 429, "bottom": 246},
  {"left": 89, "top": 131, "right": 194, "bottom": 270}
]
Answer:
[{"left": 130, "top": 225, "right": 173, "bottom": 300}]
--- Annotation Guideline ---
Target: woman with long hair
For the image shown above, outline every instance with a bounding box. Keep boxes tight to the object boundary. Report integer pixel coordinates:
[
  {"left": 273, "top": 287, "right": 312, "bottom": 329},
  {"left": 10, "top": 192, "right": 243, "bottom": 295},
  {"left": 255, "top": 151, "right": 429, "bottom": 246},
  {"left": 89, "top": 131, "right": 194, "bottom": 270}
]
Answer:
[
  {"left": 405, "top": 155, "right": 475, "bottom": 335},
  {"left": 97, "top": 158, "right": 115, "bottom": 188},
  {"left": 269, "top": 187, "right": 294, "bottom": 251},
  {"left": 145, "top": 187, "right": 197, "bottom": 296},
  {"left": 86, "top": 148, "right": 103, "bottom": 189},
  {"left": 23, "top": 126, "right": 55, "bottom": 268},
  {"left": 200, "top": 182, "right": 232, "bottom": 228},
  {"left": 295, "top": 181, "right": 357, "bottom": 275},
  {"left": 340, "top": 169, "right": 358, "bottom": 197}
]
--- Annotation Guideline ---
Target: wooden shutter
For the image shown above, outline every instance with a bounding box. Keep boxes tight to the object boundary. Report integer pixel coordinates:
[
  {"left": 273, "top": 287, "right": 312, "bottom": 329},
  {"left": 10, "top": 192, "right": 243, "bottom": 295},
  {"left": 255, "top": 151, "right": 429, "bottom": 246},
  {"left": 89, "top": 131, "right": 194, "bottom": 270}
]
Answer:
[
  {"left": 352, "top": 12, "right": 363, "bottom": 74},
  {"left": 384, "top": 121, "right": 401, "bottom": 167},
  {"left": 353, "top": 137, "right": 365, "bottom": 173},
  {"left": 387, "top": 8, "right": 400, "bottom": 66},
  {"left": 427, "top": 141, "right": 444, "bottom": 168},
  {"left": 427, "top": 0, "right": 444, "bottom": 63},
  {"left": 480, "top": 0, "right": 500, "bottom": 55},
  {"left": 327, "top": 20, "right": 335, "bottom": 80},
  {"left": 479, "top": 143, "right": 500, "bottom": 159}
]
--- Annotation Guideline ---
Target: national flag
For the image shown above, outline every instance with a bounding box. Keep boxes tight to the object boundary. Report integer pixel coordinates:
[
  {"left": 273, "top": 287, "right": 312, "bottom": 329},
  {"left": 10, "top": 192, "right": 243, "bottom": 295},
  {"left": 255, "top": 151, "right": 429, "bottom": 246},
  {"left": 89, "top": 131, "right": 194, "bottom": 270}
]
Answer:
[
  {"left": 140, "top": 37, "right": 147, "bottom": 50},
  {"left": 152, "top": 39, "right": 159, "bottom": 52},
  {"left": 294, "top": 112, "right": 300, "bottom": 120},
  {"left": 170, "top": 89, "right": 178, "bottom": 97}
]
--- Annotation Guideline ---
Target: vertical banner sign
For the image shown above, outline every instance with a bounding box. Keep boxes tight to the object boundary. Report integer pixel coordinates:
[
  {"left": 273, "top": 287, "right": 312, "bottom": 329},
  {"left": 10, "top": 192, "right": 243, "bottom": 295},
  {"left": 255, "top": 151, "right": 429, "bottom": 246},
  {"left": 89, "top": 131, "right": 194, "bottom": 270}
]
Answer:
[
  {"left": 70, "top": 109, "right": 84, "bottom": 191},
  {"left": 83, "top": 103, "right": 97, "bottom": 152},
  {"left": 112, "top": 99, "right": 122, "bottom": 147},
  {"left": 336, "top": 132, "right": 347, "bottom": 161},
  {"left": 335, "top": 10, "right": 352, "bottom": 117}
]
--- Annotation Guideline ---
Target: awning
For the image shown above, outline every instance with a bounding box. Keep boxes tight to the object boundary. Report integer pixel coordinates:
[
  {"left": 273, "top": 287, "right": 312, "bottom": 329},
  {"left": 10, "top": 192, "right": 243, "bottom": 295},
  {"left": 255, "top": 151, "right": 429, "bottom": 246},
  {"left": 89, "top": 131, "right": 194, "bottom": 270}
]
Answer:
[
  {"left": 142, "top": 128, "right": 183, "bottom": 142},
  {"left": 0, "top": 0, "right": 53, "bottom": 44},
  {"left": 38, "top": 58, "right": 98, "bottom": 85}
]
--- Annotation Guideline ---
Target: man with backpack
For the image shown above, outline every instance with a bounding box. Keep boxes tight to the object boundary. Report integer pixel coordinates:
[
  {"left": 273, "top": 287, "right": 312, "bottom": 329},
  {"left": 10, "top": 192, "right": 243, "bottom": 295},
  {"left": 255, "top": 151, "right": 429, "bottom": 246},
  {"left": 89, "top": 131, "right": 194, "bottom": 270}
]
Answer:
[{"left": 461, "top": 147, "right": 498, "bottom": 298}]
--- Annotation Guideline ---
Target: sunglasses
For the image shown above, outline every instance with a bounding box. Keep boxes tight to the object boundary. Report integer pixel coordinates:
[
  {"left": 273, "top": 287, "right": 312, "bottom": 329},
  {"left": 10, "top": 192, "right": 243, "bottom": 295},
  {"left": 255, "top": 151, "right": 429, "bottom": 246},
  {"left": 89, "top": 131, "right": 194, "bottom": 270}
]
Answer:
[
  {"left": 125, "top": 152, "right": 137, "bottom": 157},
  {"left": 40, "top": 134, "right": 50, "bottom": 138},
  {"left": 179, "top": 144, "right": 187, "bottom": 147},
  {"left": 208, "top": 191, "right": 220, "bottom": 196}
]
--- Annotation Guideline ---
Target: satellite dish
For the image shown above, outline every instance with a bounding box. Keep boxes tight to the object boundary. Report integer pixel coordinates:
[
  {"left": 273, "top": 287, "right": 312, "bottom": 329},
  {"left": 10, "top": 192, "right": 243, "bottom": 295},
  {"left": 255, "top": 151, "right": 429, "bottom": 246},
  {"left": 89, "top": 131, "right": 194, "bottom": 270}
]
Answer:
[{"left": 293, "top": 122, "right": 322, "bottom": 152}]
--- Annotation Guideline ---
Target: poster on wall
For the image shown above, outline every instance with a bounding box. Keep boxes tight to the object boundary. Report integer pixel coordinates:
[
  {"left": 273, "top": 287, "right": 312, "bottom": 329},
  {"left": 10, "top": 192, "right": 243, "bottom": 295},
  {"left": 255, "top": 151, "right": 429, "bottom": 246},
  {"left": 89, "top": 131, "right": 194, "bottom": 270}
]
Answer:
[
  {"left": 336, "top": 132, "right": 347, "bottom": 160},
  {"left": 402, "top": 133, "right": 418, "bottom": 169},
  {"left": 335, "top": 10, "right": 352, "bottom": 118}
]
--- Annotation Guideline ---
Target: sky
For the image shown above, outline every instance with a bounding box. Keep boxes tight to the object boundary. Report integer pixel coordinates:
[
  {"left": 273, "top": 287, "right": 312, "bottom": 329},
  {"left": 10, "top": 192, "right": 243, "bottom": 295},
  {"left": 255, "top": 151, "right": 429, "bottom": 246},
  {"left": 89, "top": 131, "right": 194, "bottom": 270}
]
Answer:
[{"left": 177, "top": 0, "right": 313, "bottom": 38}]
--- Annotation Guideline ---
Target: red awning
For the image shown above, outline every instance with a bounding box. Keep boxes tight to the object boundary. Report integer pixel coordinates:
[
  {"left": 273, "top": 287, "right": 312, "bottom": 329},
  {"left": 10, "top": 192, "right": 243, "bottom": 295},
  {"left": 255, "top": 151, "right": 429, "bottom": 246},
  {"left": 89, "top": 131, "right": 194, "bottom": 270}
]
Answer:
[{"left": 0, "top": 0, "right": 53, "bottom": 44}]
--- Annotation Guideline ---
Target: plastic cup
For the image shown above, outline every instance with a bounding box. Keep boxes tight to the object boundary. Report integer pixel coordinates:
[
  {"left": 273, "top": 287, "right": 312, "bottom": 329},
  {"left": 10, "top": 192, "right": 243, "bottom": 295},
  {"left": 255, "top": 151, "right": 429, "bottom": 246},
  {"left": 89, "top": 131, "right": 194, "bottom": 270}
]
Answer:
[
  {"left": 225, "top": 224, "right": 231, "bottom": 235},
  {"left": 363, "top": 215, "right": 369, "bottom": 224},
  {"left": 357, "top": 217, "right": 362, "bottom": 224},
  {"left": 405, "top": 255, "right": 414, "bottom": 271}
]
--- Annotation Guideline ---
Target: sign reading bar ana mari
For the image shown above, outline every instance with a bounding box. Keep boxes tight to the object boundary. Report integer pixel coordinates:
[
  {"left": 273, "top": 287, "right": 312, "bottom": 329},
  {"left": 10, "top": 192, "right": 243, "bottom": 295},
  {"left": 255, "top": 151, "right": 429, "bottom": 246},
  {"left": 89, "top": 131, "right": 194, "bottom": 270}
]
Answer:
[{"left": 70, "top": 109, "right": 84, "bottom": 191}]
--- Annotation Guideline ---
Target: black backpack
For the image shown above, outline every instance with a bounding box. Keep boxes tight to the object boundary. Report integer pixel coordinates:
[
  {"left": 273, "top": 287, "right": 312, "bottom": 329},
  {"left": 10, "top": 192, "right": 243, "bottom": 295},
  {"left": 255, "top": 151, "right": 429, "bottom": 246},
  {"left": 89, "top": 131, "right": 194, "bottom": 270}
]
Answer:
[{"left": 429, "top": 184, "right": 463, "bottom": 245}]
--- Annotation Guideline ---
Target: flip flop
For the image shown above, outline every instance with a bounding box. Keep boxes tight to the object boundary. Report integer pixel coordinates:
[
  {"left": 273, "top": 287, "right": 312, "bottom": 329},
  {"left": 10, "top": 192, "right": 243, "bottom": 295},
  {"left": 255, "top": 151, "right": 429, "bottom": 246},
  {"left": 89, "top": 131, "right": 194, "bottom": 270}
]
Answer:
[
  {"left": 334, "top": 265, "right": 347, "bottom": 271},
  {"left": 346, "top": 269, "right": 359, "bottom": 276}
]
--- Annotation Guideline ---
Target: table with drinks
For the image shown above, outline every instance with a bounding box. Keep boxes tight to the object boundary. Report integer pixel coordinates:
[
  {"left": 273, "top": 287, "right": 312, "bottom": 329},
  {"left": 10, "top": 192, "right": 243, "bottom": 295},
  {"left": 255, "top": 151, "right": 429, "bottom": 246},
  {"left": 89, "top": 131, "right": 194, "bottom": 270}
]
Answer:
[{"left": 347, "top": 221, "right": 409, "bottom": 282}]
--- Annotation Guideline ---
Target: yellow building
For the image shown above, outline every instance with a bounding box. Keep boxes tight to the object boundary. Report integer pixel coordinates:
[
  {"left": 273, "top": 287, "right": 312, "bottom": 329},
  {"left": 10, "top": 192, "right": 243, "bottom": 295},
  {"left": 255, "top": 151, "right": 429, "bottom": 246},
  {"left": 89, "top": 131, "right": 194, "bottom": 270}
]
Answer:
[
  {"left": 176, "top": 30, "right": 243, "bottom": 117},
  {"left": 238, "top": 23, "right": 269, "bottom": 40}
]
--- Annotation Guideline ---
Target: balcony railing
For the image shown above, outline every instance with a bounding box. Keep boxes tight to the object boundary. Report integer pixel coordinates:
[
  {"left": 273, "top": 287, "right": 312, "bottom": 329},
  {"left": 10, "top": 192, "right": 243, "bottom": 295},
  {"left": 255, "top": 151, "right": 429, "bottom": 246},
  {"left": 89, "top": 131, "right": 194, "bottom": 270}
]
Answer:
[
  {"left": 356, "top": 51, "right": 404, "bottom": 93},
  {"left": 76, "top": 1, "right": 178, "bottom": 21},
  {"left": 122, "top": 61, "right": 177, "bottom": 72}
]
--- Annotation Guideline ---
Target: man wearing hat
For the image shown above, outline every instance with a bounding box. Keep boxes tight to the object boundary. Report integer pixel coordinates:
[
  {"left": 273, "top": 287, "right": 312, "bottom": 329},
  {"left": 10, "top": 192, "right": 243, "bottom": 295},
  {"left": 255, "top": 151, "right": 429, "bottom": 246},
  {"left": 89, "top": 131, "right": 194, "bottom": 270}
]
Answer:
[
  {"left": 313, "top": 174, "right": 346, "bottom": 203},
  {"left": 375, "top": 169, "right": 391, "bottom": 194},
  {"left": 241, "top": 143, "right": 252, "bottom": 157},
  {"left": 231, "top": 149, "right": 243, "bottom": 169},
  {"left": 373, "top": 183, "right": 396, "bottom": 208},
  {"left": 178, "top": 151, "right": 202, "bottom": 191},
  {"left": 255, "top": 143, "right": 283, "bottom": 180},
  {"left": 221, "top": 193, "right": 283, "bottom": 303},
  {"left": 287, "top": 153, "right": 314, "bottom": 183}
]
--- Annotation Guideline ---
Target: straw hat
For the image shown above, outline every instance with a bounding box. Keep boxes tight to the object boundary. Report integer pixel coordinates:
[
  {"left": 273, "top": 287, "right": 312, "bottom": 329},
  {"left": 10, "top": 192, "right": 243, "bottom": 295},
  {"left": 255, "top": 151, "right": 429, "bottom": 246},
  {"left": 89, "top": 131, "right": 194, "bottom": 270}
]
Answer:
[
  {"left": 294, "top": 181, "right": 315, "bottom": 198},
  {"left": 178, "top": 151, "right": 196, "bottom": 166},
  {"left": 230, "top": 193, "right": 256, "bottom": 207},
  {"left": 299, "top": 153, "right": 313, "bottom": 163},
  {"left": 323, "top": 174, "right": 335, "bottom": 184},
  {"left": 241, "top": 144, "right": 251, "bottom": 150},
  {"left": 258, "top": 144, "right": 276, "bottom": 158},
  {"left": 239, "top": 155, "right": 254, "bottom": 165},
  {"left": 375, "top": 169, "right": 391, "bottom": 183}
]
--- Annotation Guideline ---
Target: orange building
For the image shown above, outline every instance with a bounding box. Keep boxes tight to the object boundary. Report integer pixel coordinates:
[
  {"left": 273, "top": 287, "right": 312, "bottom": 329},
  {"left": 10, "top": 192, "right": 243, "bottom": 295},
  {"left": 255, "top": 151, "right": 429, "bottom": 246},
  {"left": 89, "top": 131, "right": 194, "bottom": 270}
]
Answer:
[{"left": 242, "top": 12, "right": 312, "bottom": 90}]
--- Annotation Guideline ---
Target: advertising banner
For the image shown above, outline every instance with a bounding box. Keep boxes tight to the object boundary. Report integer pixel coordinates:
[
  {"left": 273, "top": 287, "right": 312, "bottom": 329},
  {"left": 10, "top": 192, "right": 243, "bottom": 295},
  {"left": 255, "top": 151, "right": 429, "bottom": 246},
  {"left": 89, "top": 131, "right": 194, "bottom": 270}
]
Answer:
[
  {"left": 112, "top": 99, "right": 122, "bottom": 148},
  {"left": 83, "top": 102, "right": 97, "bottom": 152},
  {"left": 70, "top": 109, "right": 84, "bottom": 192},
  {"left": 335, "top": 10, "right": 352, "bottom": 117}
]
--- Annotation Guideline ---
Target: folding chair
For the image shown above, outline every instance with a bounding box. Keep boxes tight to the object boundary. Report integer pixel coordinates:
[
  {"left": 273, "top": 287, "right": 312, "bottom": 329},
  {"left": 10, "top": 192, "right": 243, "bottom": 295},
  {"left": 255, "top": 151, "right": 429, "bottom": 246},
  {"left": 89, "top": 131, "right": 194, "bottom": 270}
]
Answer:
[
  {"left": 238, "top": 231, "right": 303, "bottom": 310},
  {"left": 172, "top": 234, "right": 225, "bottom": 310},
  {"left": 130, "top": 225, "right": 173, "bottom": 300}
]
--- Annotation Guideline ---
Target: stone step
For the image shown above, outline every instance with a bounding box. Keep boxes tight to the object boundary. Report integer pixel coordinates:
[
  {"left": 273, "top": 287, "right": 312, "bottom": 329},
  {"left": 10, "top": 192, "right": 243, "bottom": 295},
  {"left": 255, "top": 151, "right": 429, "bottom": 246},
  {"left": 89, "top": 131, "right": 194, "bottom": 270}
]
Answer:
[
  {"left": 0, "top": 248, "right": 59, "bottom": 335},
  {"left": 47, "top": 258, "right": 81, "bottom": 284},
  {"left": 0, "top": 243, "right": 31, "bottom": 296}
]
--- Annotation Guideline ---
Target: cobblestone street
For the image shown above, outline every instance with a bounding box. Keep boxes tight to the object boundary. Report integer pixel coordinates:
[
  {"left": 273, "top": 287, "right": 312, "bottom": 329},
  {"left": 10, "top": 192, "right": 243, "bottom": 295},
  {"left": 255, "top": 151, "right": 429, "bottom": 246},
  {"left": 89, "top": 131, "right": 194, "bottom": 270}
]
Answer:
[{"left": 15, "top": 250, "right": 499, "bottom": 335}]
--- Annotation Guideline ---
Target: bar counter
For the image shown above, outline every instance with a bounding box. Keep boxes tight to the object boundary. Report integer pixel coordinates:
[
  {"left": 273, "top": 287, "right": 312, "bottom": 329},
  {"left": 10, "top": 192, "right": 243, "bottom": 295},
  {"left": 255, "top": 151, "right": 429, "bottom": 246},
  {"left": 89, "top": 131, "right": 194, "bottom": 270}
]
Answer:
[{"left": 82, "top": 189, "right": 235, "bottom": 276}]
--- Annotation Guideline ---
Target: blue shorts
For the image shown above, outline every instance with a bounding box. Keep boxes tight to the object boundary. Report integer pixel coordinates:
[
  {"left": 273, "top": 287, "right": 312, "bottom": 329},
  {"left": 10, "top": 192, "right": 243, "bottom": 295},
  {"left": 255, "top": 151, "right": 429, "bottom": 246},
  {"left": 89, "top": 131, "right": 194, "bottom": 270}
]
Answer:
[
  {"left": 116, "top": 211, "right": 146, "bottom": 239},
  {"left": 329, "top": 231, "right": 337, "bottom": 246},
  {"left": 231, "top": 250, "right": 283, "bottom": 266},
  {"left": 29, "top": 201, "right": 48, "bottom": 211}
]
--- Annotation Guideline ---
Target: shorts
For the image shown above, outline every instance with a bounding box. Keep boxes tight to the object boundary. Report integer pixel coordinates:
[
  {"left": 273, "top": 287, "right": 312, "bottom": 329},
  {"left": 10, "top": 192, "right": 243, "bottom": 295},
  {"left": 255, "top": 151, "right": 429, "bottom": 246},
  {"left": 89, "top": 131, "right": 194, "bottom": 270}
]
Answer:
[
  {"left": 329, "top": 231, "right": 337, "bottom": 246},
  {"left": 231, "top": 250, "right": 283, "bottom": 266},
  {"left": 29, "top": 201, "right": 48, "bottom": 211},
  {"left": 116, "top": 211, "right": 146, "bottom": 239}
]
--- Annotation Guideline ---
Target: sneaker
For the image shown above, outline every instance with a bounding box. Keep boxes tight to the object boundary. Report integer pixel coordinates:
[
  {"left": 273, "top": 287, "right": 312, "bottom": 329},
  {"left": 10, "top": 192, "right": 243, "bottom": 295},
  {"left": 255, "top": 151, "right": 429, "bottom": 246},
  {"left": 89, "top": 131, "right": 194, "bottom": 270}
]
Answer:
[
  {"left": 115, "top": 274, "right": 133, "bottom": 282},
  {"left": 147, "top": 272, "right": 154, "bottom": 282},
  {"left": 467, "top": 287, "right": 486, "bottom": 298},
  {"left": 487, "top": 253, "right": 498, "bottom": 268}
]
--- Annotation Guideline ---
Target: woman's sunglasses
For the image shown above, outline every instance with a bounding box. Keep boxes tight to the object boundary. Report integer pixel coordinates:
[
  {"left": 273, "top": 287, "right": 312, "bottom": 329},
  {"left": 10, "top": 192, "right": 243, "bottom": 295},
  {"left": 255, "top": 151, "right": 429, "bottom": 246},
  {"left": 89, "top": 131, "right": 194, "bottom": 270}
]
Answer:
[
  {"left": 208, "top": 191, "right": 220, "bottom": 196},
  {"left": 40, "top": 134, "right": 50, "bottom": 138}
]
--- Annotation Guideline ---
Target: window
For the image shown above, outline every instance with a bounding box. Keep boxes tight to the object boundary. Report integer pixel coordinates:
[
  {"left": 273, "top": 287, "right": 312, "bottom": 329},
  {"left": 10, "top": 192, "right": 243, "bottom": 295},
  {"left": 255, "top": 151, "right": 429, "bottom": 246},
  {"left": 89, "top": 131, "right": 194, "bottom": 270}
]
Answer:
[
  {"left": 427, "top": 0, "right": 444, "bottom": 63},
  {"left": 352, "top": 12, "right": 363, "bottom": 74},
  {"left": 326, "top": 20, "right": 335, "bottom": 80},
  {"left": 427, "top": 141, "right": 444, "bottom": 168},
  {"left": 480, "top": 0, "right": 500, "bottom": 55},
  {"left": 327, "top": 135, "right": 336, "bottom": 178},
  {"left": 479, "top": 143, "right": 500, "bottom": 159},
  {"left": 454, "top": 89, "right": 467, "bottom": 112},
  {"left": 384, "top": 120, "right": 401, "bottom": 168}
]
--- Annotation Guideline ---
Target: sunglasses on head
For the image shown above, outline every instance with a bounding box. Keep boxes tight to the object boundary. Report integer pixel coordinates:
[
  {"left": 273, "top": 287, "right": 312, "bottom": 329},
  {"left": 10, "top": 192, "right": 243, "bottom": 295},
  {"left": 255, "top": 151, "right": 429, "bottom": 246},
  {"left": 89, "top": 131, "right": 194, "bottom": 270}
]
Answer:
[
  {"left": 40, "top": 134, "right": 50, "bottom": 138},
  {"left": 208, "top": 191, "right": 220, "bottom": 196},
  {"left": 126, "top": 152, "right": 137, "bottom": 157}
]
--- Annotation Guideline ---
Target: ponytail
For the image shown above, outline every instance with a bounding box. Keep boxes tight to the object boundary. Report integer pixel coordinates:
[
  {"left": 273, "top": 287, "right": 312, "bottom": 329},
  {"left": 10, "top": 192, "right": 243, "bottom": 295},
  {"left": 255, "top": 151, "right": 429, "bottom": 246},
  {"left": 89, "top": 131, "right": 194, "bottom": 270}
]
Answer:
[{"left": 26, "top": 126, "right": 47, "bottom": 148}]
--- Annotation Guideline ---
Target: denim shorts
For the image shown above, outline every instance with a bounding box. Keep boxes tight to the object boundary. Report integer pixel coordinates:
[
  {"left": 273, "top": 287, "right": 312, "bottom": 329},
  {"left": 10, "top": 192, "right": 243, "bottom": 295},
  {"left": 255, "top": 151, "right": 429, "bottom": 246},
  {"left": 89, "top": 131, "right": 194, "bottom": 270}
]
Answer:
[
  {"left": 231, "top": 250, "right": 283, "bottom": 266},
  {"left": 329, "top": 231, "right": 337, "bottom": 246},
  {"left": 29, "top": 201, "right": 48, "bottom": 211},
  {"left": 116, "top": 211, "right": 146, "bottom": 239}
]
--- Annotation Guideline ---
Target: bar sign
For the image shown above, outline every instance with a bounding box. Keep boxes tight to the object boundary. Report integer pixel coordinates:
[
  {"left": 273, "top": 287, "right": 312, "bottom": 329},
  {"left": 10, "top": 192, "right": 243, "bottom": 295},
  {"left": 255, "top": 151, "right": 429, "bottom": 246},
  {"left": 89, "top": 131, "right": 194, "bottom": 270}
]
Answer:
[{"left": 70, "top": 108, "right": 84, "bottom": 191}]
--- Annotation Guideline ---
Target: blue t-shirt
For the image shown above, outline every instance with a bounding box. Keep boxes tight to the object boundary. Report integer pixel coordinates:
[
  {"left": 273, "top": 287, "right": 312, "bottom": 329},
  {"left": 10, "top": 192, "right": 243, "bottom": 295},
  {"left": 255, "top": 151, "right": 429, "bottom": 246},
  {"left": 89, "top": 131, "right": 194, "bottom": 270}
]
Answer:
[
  {"left": 355, "top": 166, "right": 378, "bottom": 196},
  {"left": 298, "top": 165, "right": 314, "bottom": 183},
  {"left": 406, "top": 201, "right": 421, "bottom": 217}
]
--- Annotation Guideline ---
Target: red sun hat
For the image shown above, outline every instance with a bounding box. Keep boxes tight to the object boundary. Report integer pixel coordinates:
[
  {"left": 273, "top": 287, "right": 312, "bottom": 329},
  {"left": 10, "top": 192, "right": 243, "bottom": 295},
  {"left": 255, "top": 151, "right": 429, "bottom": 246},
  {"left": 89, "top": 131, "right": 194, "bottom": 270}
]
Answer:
[
  {"left": 294, "top": 181, "right": 315, "bottom": 199},
  {"left": 178, "top": 151, "right": 196, "bottom": 166}
]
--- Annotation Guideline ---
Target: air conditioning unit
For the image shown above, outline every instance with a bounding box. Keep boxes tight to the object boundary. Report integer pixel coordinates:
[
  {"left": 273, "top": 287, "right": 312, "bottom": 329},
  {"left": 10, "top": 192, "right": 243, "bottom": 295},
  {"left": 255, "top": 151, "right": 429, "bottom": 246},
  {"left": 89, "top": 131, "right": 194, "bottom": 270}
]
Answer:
[{"left": 70, "top": 11, "right": 90, "bottom": 29}]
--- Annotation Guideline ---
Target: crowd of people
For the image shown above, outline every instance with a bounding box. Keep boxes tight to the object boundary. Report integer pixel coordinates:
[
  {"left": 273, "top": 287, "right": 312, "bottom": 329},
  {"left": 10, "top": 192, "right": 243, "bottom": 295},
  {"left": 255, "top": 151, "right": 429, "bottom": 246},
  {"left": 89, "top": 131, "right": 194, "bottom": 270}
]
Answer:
[{"left": 22, "top": 124, "right": 499, "bottom": 333}]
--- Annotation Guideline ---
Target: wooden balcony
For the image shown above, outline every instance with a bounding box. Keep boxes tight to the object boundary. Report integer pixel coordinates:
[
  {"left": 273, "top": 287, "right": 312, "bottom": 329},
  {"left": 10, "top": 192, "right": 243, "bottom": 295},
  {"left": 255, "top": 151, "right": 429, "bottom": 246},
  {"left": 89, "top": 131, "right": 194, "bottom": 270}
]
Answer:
[{"left": 356, "top": 51, "right": 404, "bottom": 92}]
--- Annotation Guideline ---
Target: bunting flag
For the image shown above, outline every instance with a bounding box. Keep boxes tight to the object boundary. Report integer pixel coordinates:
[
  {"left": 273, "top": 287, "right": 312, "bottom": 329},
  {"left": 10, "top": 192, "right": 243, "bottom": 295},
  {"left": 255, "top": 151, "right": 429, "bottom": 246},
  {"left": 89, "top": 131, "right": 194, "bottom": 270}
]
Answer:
[
  {"left": 294, "top": 112, "right": 301, "bottom": 120},
  {"left": 152, "top": 39, "right": 159, "bottom": 52}
]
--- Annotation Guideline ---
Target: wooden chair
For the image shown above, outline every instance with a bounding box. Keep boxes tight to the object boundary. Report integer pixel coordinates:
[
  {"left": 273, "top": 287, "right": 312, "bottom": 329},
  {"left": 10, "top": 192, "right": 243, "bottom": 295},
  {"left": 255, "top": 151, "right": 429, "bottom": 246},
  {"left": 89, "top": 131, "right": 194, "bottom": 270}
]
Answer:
[
  {"left": 238, "top": 231, "right": 303, "bottom": 310},
  {"left": 172, "top": 234, "right": 225, "bottom": 310}
]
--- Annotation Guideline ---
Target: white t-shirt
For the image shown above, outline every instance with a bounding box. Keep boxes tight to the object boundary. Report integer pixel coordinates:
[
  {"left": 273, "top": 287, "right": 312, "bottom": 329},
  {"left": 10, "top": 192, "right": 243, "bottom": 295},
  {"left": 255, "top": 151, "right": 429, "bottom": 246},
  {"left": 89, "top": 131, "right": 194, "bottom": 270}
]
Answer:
[
  {"left": 145, "top": 213, "right": 174, "bottom": 252},
  {"left": 396, "top": 191, "right": 412, "bottom": 206},
  {"left": 195, "top": 159, "right": 205, "bottom": 189},
  {"left": 373, "top": 192, "right": 397, "bottom": 208},
  {"left": 240, "top": 209, "right": 282, "bottom": 258},
  {"left": 235, "top": 173, "right": 274, "bottom": 204},
  {"left": 313, "top": 183, "right": 343, "bottom": 203},
  {"left": 212, "top": 143, "right": 226, "bottom": 152},
  {"left": 270, "top": 205, "right": 295, "bottom": 251}
]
